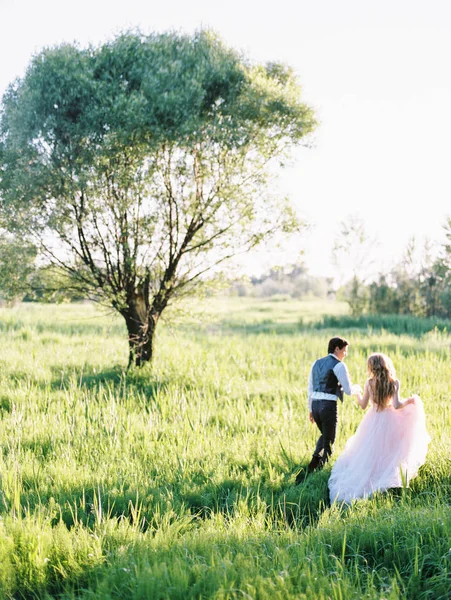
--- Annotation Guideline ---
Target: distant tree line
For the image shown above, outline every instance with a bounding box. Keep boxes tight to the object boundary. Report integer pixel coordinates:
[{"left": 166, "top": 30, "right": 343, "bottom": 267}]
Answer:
[
  {"left": 228, "top": 262, "right": 333, "bottom": 299},
  {"left": 3, "top": 225, "right": 451, "bottom": 322},
  {"left": 341, "top": 218, "right": 451, "bottom": 318},
  {"left": 228, "top": 218, "right": 451, "bottom": 321}
]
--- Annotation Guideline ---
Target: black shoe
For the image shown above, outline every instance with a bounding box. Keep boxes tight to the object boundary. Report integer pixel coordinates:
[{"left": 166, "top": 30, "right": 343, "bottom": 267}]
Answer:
[{"left": 307, "top": 455, "right": 322, "bottom": 473}]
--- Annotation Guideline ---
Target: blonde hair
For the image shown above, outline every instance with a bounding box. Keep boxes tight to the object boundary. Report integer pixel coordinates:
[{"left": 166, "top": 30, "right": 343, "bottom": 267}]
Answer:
[{"left": 367, "top": 353, "right": 397, "bottom": 410}]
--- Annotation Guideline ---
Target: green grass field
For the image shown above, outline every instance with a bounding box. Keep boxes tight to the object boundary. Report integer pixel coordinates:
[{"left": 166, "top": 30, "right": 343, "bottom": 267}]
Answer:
[{"left": 0, "top": 298, "right": 450, "bottom": 599}]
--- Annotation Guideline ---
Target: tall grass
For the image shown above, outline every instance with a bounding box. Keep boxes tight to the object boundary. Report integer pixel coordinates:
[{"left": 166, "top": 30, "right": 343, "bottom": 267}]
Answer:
[{"left": 0, "top": 298, "right": 449, "bottom": 599}]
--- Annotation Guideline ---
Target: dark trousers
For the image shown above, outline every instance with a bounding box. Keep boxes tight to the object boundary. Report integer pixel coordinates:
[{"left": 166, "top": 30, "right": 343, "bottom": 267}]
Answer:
[{"left": 311, "top": 400, "right": 338, "bottom": 466}]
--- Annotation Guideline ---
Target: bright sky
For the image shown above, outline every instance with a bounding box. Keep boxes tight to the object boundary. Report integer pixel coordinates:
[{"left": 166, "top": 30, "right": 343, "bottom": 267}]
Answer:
[{"left": 1, "top": 0, "right": 451, "bottom": 279}]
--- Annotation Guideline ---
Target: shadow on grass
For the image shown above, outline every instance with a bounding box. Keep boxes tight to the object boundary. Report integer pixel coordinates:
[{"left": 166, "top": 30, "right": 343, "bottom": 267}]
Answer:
[
  {"left": 12, "top": 461, "right": 441, "bottom": 540},
  {"left": 44, "top": 364, "right": 169, "bottom": 404},
  {"left": 4, "top": 456, "right": 331, "bottom": 533},
  {"left": 4, "top": 476, "right": 450, "bottom": 600},
  {"left": 1, "top": 451, "right": 446, "bottom": 600},
  {"left": 180, "top": 470, "right": 331, "bottom": 529}
]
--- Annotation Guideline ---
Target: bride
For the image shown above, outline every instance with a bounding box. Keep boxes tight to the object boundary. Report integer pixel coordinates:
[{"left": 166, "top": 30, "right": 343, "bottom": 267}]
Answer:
[{"left": 328, "top": 352, "right": 430, "bottom": 503}]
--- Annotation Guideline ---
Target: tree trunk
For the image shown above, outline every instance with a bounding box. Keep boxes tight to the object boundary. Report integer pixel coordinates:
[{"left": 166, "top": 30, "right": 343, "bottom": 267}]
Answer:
[
  {"left": 123, "top": 283, "right": 159, "bottom": 367},
  {"left": 124, "top": 310, "right": 158, "bottom": 367}
]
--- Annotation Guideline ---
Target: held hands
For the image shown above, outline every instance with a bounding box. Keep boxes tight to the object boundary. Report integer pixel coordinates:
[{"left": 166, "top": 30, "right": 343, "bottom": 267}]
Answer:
[{"left": 309, "top": 411, "right": 315, "bottom": 423}]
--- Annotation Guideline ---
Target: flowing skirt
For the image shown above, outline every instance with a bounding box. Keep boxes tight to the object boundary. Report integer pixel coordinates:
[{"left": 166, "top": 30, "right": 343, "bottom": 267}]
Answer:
[{"left": 329, "top": 396, "right": 430, "bottom": 503}]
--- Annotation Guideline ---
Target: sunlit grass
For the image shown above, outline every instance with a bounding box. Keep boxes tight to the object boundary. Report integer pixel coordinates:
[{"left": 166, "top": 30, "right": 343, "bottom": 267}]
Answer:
[{"left": 0, "top": 297, "right": 449, "bottom": 598}]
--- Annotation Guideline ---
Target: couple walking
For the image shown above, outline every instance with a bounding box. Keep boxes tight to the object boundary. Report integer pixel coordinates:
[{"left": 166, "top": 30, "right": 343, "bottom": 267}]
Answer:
[{"left": 300, "top": 336, "right": 430, "bottom": 503}]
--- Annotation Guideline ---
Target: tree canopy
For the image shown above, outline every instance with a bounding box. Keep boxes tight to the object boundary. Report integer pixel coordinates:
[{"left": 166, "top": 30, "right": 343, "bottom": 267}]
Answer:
[{"left": 0, "top": 30, "right": 316, "bottom": 365}]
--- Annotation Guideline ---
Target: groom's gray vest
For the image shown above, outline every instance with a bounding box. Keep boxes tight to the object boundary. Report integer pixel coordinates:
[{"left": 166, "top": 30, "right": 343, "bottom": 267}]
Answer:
[{"left": 312, "top": 355, "right": 344, "bottom": 401}]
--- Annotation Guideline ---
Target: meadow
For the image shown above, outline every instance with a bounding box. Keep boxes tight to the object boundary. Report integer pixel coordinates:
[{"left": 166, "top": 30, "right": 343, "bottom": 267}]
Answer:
[{"left": 0, "top": 297, "right": 450, "bottom": 599}]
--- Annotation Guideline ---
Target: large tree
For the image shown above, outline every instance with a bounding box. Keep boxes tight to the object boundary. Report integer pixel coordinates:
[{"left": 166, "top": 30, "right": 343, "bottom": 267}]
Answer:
[{"left": 0, "top": 30, "right": 316, "bottom": 365}]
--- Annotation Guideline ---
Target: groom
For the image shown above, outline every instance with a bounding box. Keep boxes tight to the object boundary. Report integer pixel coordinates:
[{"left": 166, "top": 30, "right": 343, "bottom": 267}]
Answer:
[{"left": 299, "top": 336, "right": 361, "bottom": 480}]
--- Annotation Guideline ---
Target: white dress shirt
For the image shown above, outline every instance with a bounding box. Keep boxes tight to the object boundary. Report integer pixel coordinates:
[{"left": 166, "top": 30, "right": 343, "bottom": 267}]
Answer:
[{"left": 308, "top": 354, "right": 361, "bottom": 411}]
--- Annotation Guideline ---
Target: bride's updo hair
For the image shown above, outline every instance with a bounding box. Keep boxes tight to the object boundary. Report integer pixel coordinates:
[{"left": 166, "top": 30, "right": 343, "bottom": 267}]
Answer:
[{"left": 367, "top": 353, "right": 397, "bottom": 409}]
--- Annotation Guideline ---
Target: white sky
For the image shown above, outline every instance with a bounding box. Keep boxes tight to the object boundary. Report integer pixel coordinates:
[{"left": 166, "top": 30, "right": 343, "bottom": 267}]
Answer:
[{"left": 1, "top": 0, "right": 450, "bottom": 278}]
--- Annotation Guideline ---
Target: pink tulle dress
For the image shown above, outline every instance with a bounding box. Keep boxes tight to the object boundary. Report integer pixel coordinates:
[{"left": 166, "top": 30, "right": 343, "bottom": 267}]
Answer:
[{"left": 329, "top": 393, "right": 430, "bottom": 504}]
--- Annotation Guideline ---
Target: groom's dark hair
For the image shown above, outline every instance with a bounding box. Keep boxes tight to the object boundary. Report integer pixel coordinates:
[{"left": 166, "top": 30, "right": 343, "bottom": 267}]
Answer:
[{"left": 328, "top": 337, "right": 349, "bottom": 354}]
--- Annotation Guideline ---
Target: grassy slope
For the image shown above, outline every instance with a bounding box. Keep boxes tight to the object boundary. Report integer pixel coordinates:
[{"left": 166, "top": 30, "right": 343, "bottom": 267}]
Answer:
[{"left": 0, "top": 299, "right": 449, "bottom": 599}]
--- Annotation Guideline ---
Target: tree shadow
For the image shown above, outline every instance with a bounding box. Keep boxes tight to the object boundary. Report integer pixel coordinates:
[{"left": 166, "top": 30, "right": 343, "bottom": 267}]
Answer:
[
  {"left": 64, "top": 365, "right": 126, "bottom": 388},
  {"left": 44, "top": 364, "right": 170, "bottom": 403}
]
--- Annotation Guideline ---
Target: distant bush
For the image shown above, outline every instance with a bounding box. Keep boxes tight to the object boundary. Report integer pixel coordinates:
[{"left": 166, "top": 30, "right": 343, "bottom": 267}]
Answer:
[{"left": 315, "top": 313, "right": 451, "bottom": 337}]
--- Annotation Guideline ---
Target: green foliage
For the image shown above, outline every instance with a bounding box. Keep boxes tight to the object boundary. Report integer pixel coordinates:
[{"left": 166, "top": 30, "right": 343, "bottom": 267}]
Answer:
[
  {"left": 25, "top": 265, "right": 87, "bottom": 303},
  {"left": 0, "top": 234, "right": 36, "bottom": 303},
  {"left": 338, "top": 275, "right": 369, "bottom": 317},
  {"left": 0, "top": 298, "right": 449, "bottom": 598}
]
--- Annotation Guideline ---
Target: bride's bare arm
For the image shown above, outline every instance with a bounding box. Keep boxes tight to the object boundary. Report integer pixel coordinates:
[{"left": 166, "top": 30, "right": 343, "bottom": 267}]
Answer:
[
  {"left": 392, "top": 379, "right": 415, "bottom": 409},
  {"left": 357, "top": 379, "right": 370, "bottom": 409}
]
